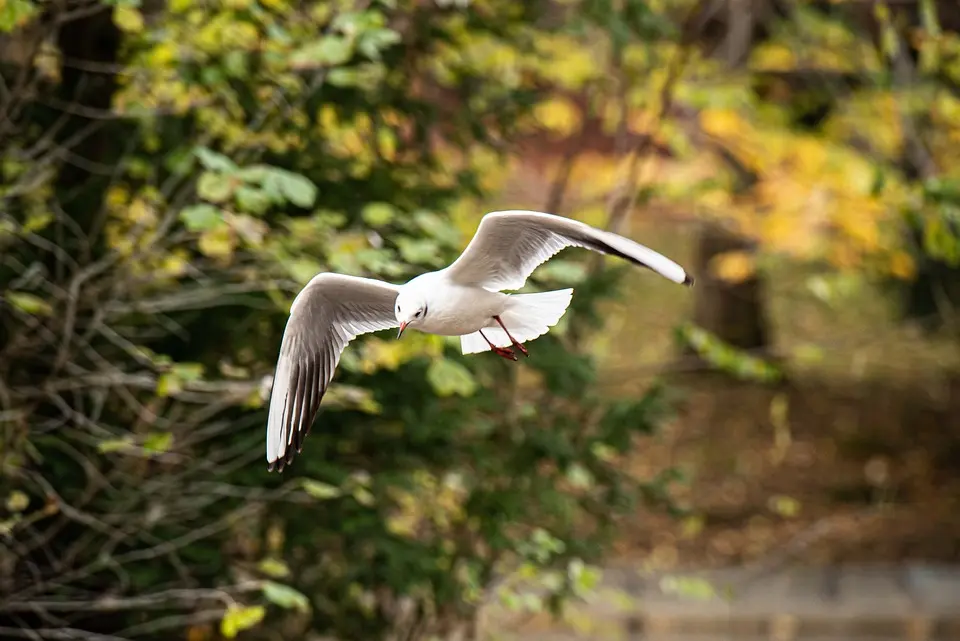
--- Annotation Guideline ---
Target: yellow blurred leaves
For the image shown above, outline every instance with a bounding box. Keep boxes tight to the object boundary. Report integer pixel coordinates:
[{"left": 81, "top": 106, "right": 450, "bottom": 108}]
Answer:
[
  {"left": 357, "top": 334, "right": 444, "bottom": 374},
  {"left": 198, "top": 226, "right": 237, "bottom": 261},
  {"left": 533, "top": 97, "right": 581, "bottom": 137},
  {"left": 749, "top": 43, "right": 797, "bottom": 71},
  {"left": 532, "top": 33, "right": 599, "bottom": 90},
  {"left": 699, "top": 108, "right": 747, "bottom": 139},
  {"left": 386, "top": 471, "right": 468, "bottom": 539},
  {"left": 710, "top": 251, "right": 755, "bottom": 284},
  {"left": 888, "top": 250, "right": 916, "bottom": 279},
  {"left": 695, "top": 102, "right": 911, "bottom": 276}
]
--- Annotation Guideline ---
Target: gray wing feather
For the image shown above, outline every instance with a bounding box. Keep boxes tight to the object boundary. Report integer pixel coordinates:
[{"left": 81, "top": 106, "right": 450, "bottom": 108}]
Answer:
[
  {"left": 444, "top": 210, "right": 693, "bottom": 291},
  {"left": 265, "top": 273, "right": 399, "bottom": 471}
]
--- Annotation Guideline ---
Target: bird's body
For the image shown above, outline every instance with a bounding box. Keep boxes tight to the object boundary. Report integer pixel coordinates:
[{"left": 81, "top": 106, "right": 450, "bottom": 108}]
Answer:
[
  {"left": 399, "top": 272, "right": 509, "bottom": 336},
  {"left": 265, "top": 209, "right": 694, "bottom": 471}
]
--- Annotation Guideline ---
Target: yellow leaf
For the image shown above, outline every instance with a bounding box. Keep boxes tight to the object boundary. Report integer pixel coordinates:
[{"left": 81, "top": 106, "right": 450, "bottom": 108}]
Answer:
[
  {"left": 889, "top": 250, "right": 916, "bottom": 279},
  {"left": 710, "top": 250, "right": 755, "bottom": 283},
  {"left": 699, "top": 108, "right": 744, "bottom": 139},
  {"left": 5, "top": 490, "right": 29, "bottom": 512},
  {"left": 160, "top": 251, "right": 189, "bottom": 277},
  {"left": 533, "top": 97, "right": 581, "bottom": 137},
  {"left": 768, "top": 494, "right": 801, "bottom": 518},
  {"left": 198, "top": 226, "right": 236, "bottom": 260},
  {"left": 749, "top": 42, "right": 797, "bottom": 71},
  {"left": 114, "top": 6, "right": 144, "bottom": 33}
]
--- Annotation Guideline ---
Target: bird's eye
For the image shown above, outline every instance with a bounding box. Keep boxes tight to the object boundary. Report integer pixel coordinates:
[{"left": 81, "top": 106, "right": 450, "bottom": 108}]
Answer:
[
  {"left": 414, "top": 310, "right": 422, "bottom": 318},
  {"left": 397, "top": 306, "right": 401, "bottom": 313}
]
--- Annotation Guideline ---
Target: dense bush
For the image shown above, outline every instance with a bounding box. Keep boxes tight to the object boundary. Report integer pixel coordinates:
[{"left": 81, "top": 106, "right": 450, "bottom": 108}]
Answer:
[{"left": 0, "top": 1, "right": 678, "bottom": 639}]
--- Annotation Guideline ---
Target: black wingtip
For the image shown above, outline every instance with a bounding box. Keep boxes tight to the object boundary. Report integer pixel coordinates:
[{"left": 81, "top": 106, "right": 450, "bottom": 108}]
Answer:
[{"left": 683, "top": 274, "right": 695, "bottom": 287}]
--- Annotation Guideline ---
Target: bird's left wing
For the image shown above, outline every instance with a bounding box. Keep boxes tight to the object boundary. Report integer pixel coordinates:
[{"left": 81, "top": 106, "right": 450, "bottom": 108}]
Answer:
[
  {"left": 443, "top": 210, "right": 693, "bottom": 291},
  {"left": 266, "top": 273, "right": 400, "bottom": 472}
]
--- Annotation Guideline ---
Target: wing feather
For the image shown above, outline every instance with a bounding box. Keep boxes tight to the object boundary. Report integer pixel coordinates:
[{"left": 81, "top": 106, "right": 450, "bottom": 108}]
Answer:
[
  {"left": 266, "top": 273, "right": 400, "bottom": 471},
  {"left": 444, "top": 210, "right": 693, "bottom": 291}
]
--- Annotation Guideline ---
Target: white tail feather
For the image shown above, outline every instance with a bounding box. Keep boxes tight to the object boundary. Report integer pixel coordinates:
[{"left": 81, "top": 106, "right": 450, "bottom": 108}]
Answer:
[{"left": 460, "top": 288, "right": 574, "bottom": 355}]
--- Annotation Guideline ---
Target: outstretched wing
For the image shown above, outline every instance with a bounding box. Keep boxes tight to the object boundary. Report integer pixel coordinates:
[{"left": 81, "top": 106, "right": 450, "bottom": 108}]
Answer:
[
  {"left": 266, "top": 273, "right": 400, "bottom": 471},
  {"left": 443, "top": 210, "right": 694, "bottom": 291}
]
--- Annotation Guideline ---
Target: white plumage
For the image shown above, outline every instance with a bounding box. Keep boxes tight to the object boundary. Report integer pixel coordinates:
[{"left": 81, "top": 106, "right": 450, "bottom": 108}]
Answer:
[{"left": 265, "top": 209, "right": 693, "bottom": 471}]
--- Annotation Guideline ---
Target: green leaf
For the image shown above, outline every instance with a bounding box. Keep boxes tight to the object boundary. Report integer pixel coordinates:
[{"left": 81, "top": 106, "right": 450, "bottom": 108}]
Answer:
[
  {"left": 426, "top": 358, "right": 477, "bottom": 397},
  {"left": 97, "top": 437, "right": 134, "bottom": 453},
  {"left": 197, "top": 172, "right": 234, "bottom": 203},
  {"left": 565, "top": 463, "right": 594, "bottom": 489},
  {"left": 290, "top": 35, "right": 354, "bottom": 67},
  {"left": 156, "top": 372, "right": 181, "bottom": 398},
  {"left": 143, "top": 431, "right": 173, "bottom": 454},
  {"left": 537, "top": 259, "right": 588, "bottom": 284},
  {"left": 23, "top": 211, "right": 53, "bottom": 233},
  {"left": 180, "top": 204, "right": 224, "bottom": 231},
  {"left": 220, "top": 605, "right": 265, "bottom": 639},
  {"left": 5, "top": 291, "right": 52, "bottom": 316},
  {"left": 397, "top": 237, "right": 442, "bottom": 265},
  {"left": 284, "top": 258, "right": 323, "bottom": 285},
  {"left": 157, "top": 363, "right": 203, "bottom": 398},
  {"left": 352, "top": 486, "right": 375, "bottom": 506},
  {"left": 0, "top": 0, "right": 37, "bottom": 33},
  {"left": 357, "top": 28, "right": 401, "bottom": 60},
  {"left": 172, "top": 362, "right": 204, "bottom": 382},
  {"left": 236, "top": 165, "right": 270, "bottom": 183},
  {"left": 361, "top": 202, "right": 395, "bottom": 226},
  {"left": 235, "top": 186, "right": 271, "bottom": 215},
  {"left": 274, "top": 170, "right": 317, "bottom": 208},
  {"left": 194, "top": 147, "right": 237, "bottom": 173},
  {"left": 261, "top": 581, "right": 311, "bottom": 613},
  {"left": 223, "top": 50, "right": 248, "bottom": 78},
  {"left": 301, "top": 479, "right": 341, "bottom": 500}
]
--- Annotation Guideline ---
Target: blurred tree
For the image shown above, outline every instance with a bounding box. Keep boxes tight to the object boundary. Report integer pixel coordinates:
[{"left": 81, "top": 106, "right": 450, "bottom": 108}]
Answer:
[
  {"left": 0, "top": 1, "right": 679, "bottom": 640},
  {"left": 529, "top": 0, "right": 956, "bottom": 363}
]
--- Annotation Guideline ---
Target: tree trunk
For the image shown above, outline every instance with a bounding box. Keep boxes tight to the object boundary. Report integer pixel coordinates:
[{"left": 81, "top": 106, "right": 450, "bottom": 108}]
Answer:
[
  {"left": 687, "top": 0, "right": 772, "bottom": 355},
  {"left": 692, "top": 222, "right": 770, "bottom": 352}
]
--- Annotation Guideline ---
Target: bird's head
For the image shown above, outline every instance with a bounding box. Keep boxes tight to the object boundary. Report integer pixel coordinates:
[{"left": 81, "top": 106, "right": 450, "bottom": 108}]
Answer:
[{"left": 394, "top": 288, "right": 428, "bottom": 339}]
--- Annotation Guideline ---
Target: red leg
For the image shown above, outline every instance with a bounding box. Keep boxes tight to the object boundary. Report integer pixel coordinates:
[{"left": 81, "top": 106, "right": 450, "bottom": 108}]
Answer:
[
  {"left": 493, "top": 316, "right": 529, "bottom": 357},
  {"left": 479, "top": 329, "right": 518, "bottom": 361}
]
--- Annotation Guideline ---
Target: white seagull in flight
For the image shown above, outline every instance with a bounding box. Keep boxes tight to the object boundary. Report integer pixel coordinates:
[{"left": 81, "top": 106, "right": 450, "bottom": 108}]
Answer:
[{"left": 265, "top": 210, "right": 693, "bottom": 471}]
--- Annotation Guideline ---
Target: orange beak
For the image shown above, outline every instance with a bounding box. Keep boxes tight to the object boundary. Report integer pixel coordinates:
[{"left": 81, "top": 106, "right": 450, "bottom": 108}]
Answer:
[{"left": 397, "top": 321, "right": 408, "bottom": 339}]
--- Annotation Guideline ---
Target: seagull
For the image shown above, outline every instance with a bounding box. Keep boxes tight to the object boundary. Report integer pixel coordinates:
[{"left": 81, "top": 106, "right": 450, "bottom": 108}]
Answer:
[{"left": 265, "top": 209, "right": 693, "bottom": 471}]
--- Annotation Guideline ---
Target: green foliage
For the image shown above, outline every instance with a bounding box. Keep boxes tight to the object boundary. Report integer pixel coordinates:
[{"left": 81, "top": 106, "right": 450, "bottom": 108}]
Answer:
[
  {"left": 0, "top": 1, "right": 679, "bottom": 640},
  {"left": 221, "top": 605, "right": 267, "bottom": 638},
  {"left": 676, "top": 323, "right": 783, "bottom": 384},
  {"left": 0, "top": 0, "right": 37, "bottom": 32}
]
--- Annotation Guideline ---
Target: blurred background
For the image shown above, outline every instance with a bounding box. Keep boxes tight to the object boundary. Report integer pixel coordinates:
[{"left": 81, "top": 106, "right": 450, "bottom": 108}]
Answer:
[{"left": 1, "top": 0, "right": 959, "bottom": 639}]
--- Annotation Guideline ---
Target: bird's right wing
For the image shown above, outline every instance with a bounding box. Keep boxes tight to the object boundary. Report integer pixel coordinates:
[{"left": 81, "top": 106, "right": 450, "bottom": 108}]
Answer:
[
  {"left": 443, "top": 210, "right": 693, "bottom": 291},
  {"left": 266, "top": 273, "right": 400, "bottom": 472}
]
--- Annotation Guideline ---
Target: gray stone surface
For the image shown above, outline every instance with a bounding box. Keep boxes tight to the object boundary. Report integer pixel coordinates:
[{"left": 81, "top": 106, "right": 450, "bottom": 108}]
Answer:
[{"left": 481, "top": 563, "right": 960, "bottom": 641}]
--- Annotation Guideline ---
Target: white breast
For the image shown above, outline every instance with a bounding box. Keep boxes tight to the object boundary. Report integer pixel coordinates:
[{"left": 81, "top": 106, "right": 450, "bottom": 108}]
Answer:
[{"left": 420, "top": 282, "right": 507, "bottom": 336}]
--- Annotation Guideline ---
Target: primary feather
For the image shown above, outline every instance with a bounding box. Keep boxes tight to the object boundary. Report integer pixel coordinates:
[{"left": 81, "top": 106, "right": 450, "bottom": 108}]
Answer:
[{"left": 265, "top": 273, "right": 399, "bottom": 471}]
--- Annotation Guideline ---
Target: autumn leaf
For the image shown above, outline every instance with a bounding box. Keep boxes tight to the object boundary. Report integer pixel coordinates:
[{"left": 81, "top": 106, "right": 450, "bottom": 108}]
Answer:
[
  {"left": 533, "top": 97, "right": 581, "bottom": 137},
  {"left": 220, "top": 605, "right": 265, "bottom": 638},
  {"left": 699, "top": 108, "right": 745, "bottom": 139},
  {"left": 709, "top": 250, "right": 756, "bottom": 284},
  {"left": 5, "top": 291, "right": 52, "bottom": 316}
]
